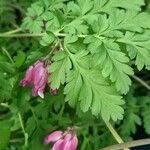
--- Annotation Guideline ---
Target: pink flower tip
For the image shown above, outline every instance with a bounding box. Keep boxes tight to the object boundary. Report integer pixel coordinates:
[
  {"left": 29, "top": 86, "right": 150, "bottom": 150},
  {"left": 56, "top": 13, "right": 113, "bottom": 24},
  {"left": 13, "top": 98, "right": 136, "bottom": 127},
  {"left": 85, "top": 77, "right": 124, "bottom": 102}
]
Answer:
[
  {"left": 20, "top": 66, "right": 34, "bottom": 87},
  {"left": 44, "top": 131, "right": 63, "bottom": 144}
]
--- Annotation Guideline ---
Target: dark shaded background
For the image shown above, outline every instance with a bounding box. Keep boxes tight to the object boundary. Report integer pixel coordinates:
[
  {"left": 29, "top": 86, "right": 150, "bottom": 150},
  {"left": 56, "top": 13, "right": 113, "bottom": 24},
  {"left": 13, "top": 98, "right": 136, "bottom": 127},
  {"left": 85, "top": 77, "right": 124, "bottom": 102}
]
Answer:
[{"left": 131, "top": 126, "right": 150, "bottom": 150}]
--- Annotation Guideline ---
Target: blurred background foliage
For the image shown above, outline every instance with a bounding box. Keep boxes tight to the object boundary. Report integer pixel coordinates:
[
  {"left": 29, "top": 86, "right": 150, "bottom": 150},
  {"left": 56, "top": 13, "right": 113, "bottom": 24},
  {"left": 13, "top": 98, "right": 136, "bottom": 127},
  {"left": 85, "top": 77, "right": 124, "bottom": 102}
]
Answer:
[{"left": 0, "top": 0, "right": 150, "bottom": 150}]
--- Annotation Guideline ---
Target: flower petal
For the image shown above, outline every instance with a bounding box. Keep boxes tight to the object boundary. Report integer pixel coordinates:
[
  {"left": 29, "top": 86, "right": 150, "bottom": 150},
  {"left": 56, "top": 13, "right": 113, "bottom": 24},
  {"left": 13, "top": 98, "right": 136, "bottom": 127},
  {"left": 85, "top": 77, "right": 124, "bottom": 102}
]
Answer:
[
  {"left": 20, "top": 66, "right": 34, "bottom": 87},
  {"left": 52, "top": 139, "right": 64, "bottom": 150},
  {"left": 69, "top": 135, "right": 78, "bottom": 150},
  {"left": 62, "top": 134, "right": 72, "bottom": 150},
  {"left": 44, "top": 131, "right": 63, "bottom": 144},
  {"left": 32, "top": 61, "right": 48, "bottom": 97},
  {"left": 38, "top": 90, "right": 44, "bottom": 99}
]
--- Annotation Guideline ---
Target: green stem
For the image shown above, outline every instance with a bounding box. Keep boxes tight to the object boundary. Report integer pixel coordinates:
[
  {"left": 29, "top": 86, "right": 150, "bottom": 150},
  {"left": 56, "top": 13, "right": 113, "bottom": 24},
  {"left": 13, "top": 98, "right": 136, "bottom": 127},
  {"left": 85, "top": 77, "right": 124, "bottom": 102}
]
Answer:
[
  {"left": 0, "top": 33, "right": 43, "bottom": 38},
  {"left": 10, "top": 138, "right": 24, "bottom": 143},
  {"left": 0, "top": 103, "right": 9, "bottom": 108},
  {"left": 0, "top": 32, "right": 103, "bottom": 39},
  {"left": 101, "top": 138, "right": 150, "bottom": 150},
  {"left": 132, "top": 75, "right": 150, "bottom": 90},
  {"left": 18, "top": 112, "right": 28, "bottom": 148},
  {"left": 59, "top": 103, "right": 65, "bottom": 117},
  {"left": 1, "top": 47, "right": 15, "bottom": 64},
  {"left": 2, "top": 28, "right": 22, "bottom": 35},
  {"left": 104, "top": 121, "right": 129, "bottom": 150},
  {"left": 30, "top": 106, "right": 39, "bottom": 127},
  {"left": 43, "top": 41, "right": 60, "bottom": 60}
]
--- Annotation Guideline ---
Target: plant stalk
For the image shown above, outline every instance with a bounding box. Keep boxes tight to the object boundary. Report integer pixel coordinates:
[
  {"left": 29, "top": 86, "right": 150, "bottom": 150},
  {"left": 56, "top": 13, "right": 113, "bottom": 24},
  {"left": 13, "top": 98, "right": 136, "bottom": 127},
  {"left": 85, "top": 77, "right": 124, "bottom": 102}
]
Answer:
[
  {"left": 102, "top": 138, "right": 150, "bottom": 150},
  {"left": 132, "top": 75, "right": 150, "bottom": 90},
  {"left": 18, "top": 113, "right": 28, "bottom": 148},
  {"left": 104, "top": 121, "right": 129, "bottom": 150}
]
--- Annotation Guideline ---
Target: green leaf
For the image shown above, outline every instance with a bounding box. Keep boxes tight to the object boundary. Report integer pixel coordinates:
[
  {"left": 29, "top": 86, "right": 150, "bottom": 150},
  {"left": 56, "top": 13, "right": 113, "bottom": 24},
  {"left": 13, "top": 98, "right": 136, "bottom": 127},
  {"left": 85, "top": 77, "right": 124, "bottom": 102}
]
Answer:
[
  {"left": 41, "top": 0, "right": 66, "bottom": 10},
  {"left": 45, "top": 12, "right": 61, "bottom": 32},
  {"left": 85, "top": 37, "right": 133, "bottom": 94},
  {"left": 25, "top": 51, "right": 43, "bottom": 64},
  {"left": 142, "top": 105, "right": 150, "bottom": 134},
  {"left": 26, "top": 117, "right": 37, "bottom": 136},
  {"left": 118, "top": 32, "right": 150, "bottom": 70},
  {"left": 93, "top": 0, "right": 144, "bottom": 13},
  {"left": 64, "top": 51, "right": 124, "bottom": 121},
  {"left": 0, "top": 56, "right": 16, "bottom": 73},
  {"left": 0, "top": 0, "right": 16, "bottom": 24},
  {"left": 0, "top": 121, "right": 11, "bottom": 150},
  {"left": 64, "top": 34, "right": 78, "bottom": 44},
  {"left": 0, "top": 74, "right": 13, "bottom": 102},
  {"left": 21, "top": 2, "right": 44, "bottom": 33},
  {"left": 66, "top": 1, "right": 81, "bottom": 17},
  {"left": 120, "top": 94, "right": 141, "bottom": 136},
  {"left": 50, "top": 51, "right": 72, "bottom": 89},
  {"left": 14, "top": 51, "right": 26, "bottom": 68},
  {"left": 64, "top": 70, "right": 83, "bottom": 107},
  {"left": 64, "top": 20, "right": 89, "bottom": 34},
  {"left": 40, "top": 32, "right": 55, "bottom": 46},
  {"left": 77, "top": 0, "right": 93, "bottom": 15},
  {"left": 88, "top": 10, "right": 150, "bottom": 38}
]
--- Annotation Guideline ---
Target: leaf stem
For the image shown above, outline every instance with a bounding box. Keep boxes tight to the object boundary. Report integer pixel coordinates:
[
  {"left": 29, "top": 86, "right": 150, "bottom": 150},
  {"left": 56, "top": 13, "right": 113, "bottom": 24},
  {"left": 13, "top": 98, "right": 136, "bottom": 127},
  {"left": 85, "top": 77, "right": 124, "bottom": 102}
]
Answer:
[
  {"left": 101, "top": 138, "right": 150, "bottom": 150},
  {"left": 104, "top": 121, "right": 129, "bottom": 150},
  {"left": 0, "top": 29, "right": 90, "bottom": 39},
  {"left": 132, "top": 75, "right": 150, "bottom": 90},
  {"left": 18, "top": 112, "right": 28, "bottom": 148}
]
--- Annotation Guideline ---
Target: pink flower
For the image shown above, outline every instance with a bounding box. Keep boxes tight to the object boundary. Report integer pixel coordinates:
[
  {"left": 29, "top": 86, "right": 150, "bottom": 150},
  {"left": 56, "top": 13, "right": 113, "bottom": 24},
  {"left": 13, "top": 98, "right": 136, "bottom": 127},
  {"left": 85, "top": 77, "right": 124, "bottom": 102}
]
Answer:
[
  {"left": 20, "top": 61, "right": 48, "bottom": 98},
  {"left": 44, "top": 127, "right": 78, "bottom": 150}
]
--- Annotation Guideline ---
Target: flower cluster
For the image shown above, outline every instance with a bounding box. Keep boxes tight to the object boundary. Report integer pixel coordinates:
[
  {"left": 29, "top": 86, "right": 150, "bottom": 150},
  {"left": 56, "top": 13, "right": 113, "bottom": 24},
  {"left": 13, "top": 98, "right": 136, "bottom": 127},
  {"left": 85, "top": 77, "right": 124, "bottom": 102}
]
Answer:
[
  {"left": 44, "top": 127, "right": 78, "bottom": 150},
  {"left": 20, "top": 60, "right": 58, "bottom": 98}
]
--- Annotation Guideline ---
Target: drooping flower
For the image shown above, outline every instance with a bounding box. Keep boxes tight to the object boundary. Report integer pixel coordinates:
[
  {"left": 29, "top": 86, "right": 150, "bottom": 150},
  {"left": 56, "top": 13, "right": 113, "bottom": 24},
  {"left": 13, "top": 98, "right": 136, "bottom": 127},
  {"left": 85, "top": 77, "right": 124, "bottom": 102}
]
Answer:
[
  {"left": 44, "top": 127, "right": 78, "bottom": 150},
  {"left": 20, "top": 60, "right": 49, "bottom": 98}
]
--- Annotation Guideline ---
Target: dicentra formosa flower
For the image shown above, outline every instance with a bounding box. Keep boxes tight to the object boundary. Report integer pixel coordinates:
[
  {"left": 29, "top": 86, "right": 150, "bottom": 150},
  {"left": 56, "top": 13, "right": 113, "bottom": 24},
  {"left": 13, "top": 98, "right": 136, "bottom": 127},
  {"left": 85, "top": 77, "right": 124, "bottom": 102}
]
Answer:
[
  {"left": 44, "top": 127, "right": 78, "bottom": 150},
  {"left": 20, "top": 61, "right": 48, "bottom": 98}
]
